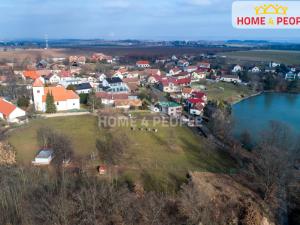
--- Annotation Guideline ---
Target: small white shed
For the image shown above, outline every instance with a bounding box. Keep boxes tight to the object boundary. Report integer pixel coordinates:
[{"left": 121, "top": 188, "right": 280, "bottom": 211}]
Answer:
[{"left": 32, "top": 149, "right": 54, "bottom": 165}]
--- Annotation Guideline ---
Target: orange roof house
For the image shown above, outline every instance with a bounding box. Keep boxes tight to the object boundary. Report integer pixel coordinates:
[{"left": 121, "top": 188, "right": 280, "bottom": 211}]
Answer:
[
  {"left": 32, "top": 78, "right": 44, "bottom": 87},
  {"left": 23, "top": 70, "right": 40, "bottom": 80},
  {"left": 114, "top": 99, "right": 142, "bottom": 108},
  {"left": 32, "top": 78, "right": 80, "bottom": 112},
  {"left": 41, "top": 87, "right": 79, "bottom": 102},
  {"left": 0, "top": 98, "right": 16, "bottom": 118},
  {"left": 0, "top": 98, "right": 26, "bottom": 123}
]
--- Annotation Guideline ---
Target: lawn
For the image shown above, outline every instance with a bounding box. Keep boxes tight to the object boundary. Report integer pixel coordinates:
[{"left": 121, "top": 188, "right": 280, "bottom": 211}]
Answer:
[
  {"left": 192, "top": 81, "right": 256, "bottom": 103},
  {"left": 8, "top": 114, "right": 235, "bottom": 191},
  {"left": 219, "top": 50, "right": 300, "bottom": 65}
]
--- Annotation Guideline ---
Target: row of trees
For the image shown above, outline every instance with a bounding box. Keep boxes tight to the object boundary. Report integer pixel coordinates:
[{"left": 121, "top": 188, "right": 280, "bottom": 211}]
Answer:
[{"left": 0, "top": 164, "right": 269, "bottom": 225}]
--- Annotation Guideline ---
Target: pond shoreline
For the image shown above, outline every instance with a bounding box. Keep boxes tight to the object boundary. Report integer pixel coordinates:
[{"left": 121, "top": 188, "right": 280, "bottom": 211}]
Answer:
[{"left": 231, "top": 90, "right": 300, "bottom": 106}]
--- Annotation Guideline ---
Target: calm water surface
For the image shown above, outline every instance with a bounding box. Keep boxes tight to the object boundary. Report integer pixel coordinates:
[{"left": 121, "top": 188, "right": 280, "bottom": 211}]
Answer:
[{"left": 232, "top": 93, "right": 300, "bottom": 139}]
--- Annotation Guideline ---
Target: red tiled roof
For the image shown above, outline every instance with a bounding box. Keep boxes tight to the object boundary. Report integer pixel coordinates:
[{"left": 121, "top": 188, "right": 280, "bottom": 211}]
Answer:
[
  {"left": 187, "top": 98, "right": 204, "bottom": 104},
  {"left": 136, "top": 60, "right": 150, "bottom": 65},
  {"left": 42, "top": 87, "right": 79, "bottom": 102},
  {"left": 192, "top": 91, "right": 206, "bottom": 99},
  {"left": 122, "top": 78, "right": 140, "bottom": 83},
  {"left": 0, "top": 98, "right": 16, "bottom": 117},
  {"left": 37, "top": 70, "right": 52, "bottom": 77},
  {"left": 114, "top": 99, "right": 142, "bottom": 107},
  {"left": 144, "top": 69, "right": 160, "bottom": 75},
  {"left": 96, "top": 92, "right": 129, "bottom": 100},
  {"left": 32, "top": 78, "right": 44, "bottom": 87},
  {"left": 59, "top": 70, "right": 72, "bottom": 77},
  {"left": 182, "top": 87, "right": 193, "bottom": 94},
  {"left": 161, "top": 77, "right": 191, "bottom": 86},
  {"left": 23, "top": 70, "right": 39, "bottom": 80},
  {"left": 194, "top": 68, "right": 209, "bottom": 73}
]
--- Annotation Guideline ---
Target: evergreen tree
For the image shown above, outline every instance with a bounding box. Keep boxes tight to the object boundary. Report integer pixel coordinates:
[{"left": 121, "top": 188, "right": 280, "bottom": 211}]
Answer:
[{"left": 46, "top": 92, "right": 57, "bottom": 113}]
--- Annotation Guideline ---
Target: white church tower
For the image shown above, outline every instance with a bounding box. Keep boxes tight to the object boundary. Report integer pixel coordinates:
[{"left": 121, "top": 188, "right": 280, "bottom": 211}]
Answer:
[{"left": 32, "top": 78, "right": 45, "bottom": 111}]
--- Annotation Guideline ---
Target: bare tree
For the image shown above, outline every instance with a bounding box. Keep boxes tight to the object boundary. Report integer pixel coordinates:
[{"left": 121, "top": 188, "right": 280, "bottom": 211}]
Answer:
[
  {"left": 96, "top": 131, "right": 129, "bottom": 165},
  {"left": 244, "top": 121, "right": 299, "bottom": 223}
]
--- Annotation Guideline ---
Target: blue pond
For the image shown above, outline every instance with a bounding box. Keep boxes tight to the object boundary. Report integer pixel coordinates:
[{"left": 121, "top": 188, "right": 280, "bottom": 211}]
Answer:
[{"left": 232, "top": 92, "right": 300, "bottom": 140}]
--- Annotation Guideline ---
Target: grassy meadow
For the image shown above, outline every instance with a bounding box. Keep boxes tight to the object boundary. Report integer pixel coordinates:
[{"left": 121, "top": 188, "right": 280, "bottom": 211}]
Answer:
[
  {"left": 219, "top": 50, "right": 300, "bottom": 65},
  {"left": 7, "top": 114, "right": 235, "bottom": 191},
  {"left": 192, "top": 81, "right": 256, "bottom": 103}
]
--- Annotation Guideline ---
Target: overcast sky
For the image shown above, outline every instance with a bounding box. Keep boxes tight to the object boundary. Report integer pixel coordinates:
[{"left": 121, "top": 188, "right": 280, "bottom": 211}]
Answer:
[{"left": 0, "top": 0, "right": 299, "bottom": 41}]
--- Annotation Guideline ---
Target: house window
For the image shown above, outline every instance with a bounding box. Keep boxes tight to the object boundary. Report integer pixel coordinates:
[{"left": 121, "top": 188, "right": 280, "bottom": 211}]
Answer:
[
  {"left": 57, "top": 102, "right": 59, "bottom": 105},
  {"left": 73, "top": 103, "right": 75, "bottom": 106},
  {"left": 37, "top": 90, "right": 40, "bottom": 94}
]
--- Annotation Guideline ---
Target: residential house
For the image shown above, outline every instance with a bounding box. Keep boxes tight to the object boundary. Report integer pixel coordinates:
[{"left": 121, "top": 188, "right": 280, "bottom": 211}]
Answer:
[
  {"left": 69, "top": 56, "right": 86, "bottom": 65},
  {"left": 285, "top": 71, "right": 296, "bottom": 80},
  {"left": 37, "top": 69, "right": 52, "bottom": 78},
  {"left": 102, "top": 77, "right": 130, "bottom": 93},
  {"left": 124, "top": 71, "right": 140, "bottom": 79},
  {"left": 168, "top": 67, "right": 182, "bottom": 76},
  {"left": 232, "top": 65, "right": 243, "bottom": 73},
  {"left": 191, "top": 70, "right": 207, "bottom": 82},
  {"left": 157, "top": 101, "right": 182, "bottom": 117},
  {"left": 220, "top": 75, "right": 241, "bottom": 83},
  {"left": 173, "top": 71, "right": 190, "bottom": 79},
  {"left": 250, "top": 66, "right": 260, "bottom": 73},
  {"left": 159, "top": 77, "right": 191, "bottom": 93},
  {"left": 98, "top": 73, "right": 107, "bottom": 82},
  {"left": 45, "top": 73, "right": 61, "bottom": 84},
  {"left": 187, "top": 98, "right": 205, "bottom": 116},
  {"left": 177, "top": 59, "right": 189, "bottom": 68},
  {"left": 95, "top": 92, "right": 129, "bottom": 105},
  {"left": 0, "top": 98, "right": 26, "bottom": 123},
  {"left": 265, "top": 67, "right": 276, "bottom": 73},
  {"left": 59, "top": 70, "right": 72, "bottom": 81},
  {"left": 59, "top": 77, "right": 82, "bottom": 88},
  {"left": 147, "top": 74, "right": 162, "bottom": 84},
  {"left": 92, "top": 53, "right": 113, "bottom": 63},
  {"left": 32, "top": 78, "right": 80, "bottom": 112},
  {"left": 114, "top": 99, "right": 142, "bottom": 109},
  {"left": 185, "top": 66, "right": 198, "bottom": 73},
  {"left": 136, "top": 60, "right": 150, "bottom": 68},
  {"left": 269, "top": 62, "right": 280, "bottom": 68},
  {"left": 197, "top": 62, "right": 211, "bottom": 69},
  {"left": 182, "top": 87, "right": 194, "bottom": 99},
  {"left": 144, "top": 69, "right": 161, "bottom": 76},
  {"left": 74, "top": 83, "right": 93, "bottom": 94},
  {"left": 123, "top": 78, "right": 140, "bottom": 93},
  {"left": 22, "top": 70, "right": 40, "bottom": 80},
  {"left": 36, "top": 59, "right": 48, "bottom": 69}
]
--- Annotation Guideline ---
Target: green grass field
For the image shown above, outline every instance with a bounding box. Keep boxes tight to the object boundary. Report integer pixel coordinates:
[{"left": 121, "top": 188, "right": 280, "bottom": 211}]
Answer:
[
  {"left": 7, "top": 114, "right": 235, "bottom": 191},
  {"left": 219, "top": 50, "right": 300, "bottom": 65},
  {"left": 192, "top": 81, "right": 256, "bottom": 103}
]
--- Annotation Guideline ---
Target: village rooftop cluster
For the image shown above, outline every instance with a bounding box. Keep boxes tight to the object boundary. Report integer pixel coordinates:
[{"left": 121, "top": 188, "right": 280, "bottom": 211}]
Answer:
[{"left": 0, "top": 51, "right": 299, "bottom": 126}]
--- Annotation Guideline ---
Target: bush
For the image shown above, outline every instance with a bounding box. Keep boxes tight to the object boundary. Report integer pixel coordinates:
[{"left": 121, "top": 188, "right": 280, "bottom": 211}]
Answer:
[
  {"left": 17, "top": 96, "right": 30, "bottom": 108},
  {"left": 79, "top": 93, "right": 89, "bottom": 104}
]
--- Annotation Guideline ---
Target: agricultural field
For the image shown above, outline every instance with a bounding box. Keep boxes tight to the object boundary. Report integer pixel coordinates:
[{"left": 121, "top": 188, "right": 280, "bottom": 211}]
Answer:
[
  {"left": 7, "top": 114, "right": 235, "bottom": 191},
  {"left": 0, "top": 46, "right": 240, "bottom": 62},
  {"left": 218, "top": 50, "right": 300, "bottom": 65},
  {"left": 192, "top": 81, "right": 257, "bottom": 104}
]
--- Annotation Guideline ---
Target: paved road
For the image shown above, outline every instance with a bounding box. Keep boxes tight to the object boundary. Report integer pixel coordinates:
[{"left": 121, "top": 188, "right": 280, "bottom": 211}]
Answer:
[{"left": 41, "top": 111, "right": 91, "bottom": 118}]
